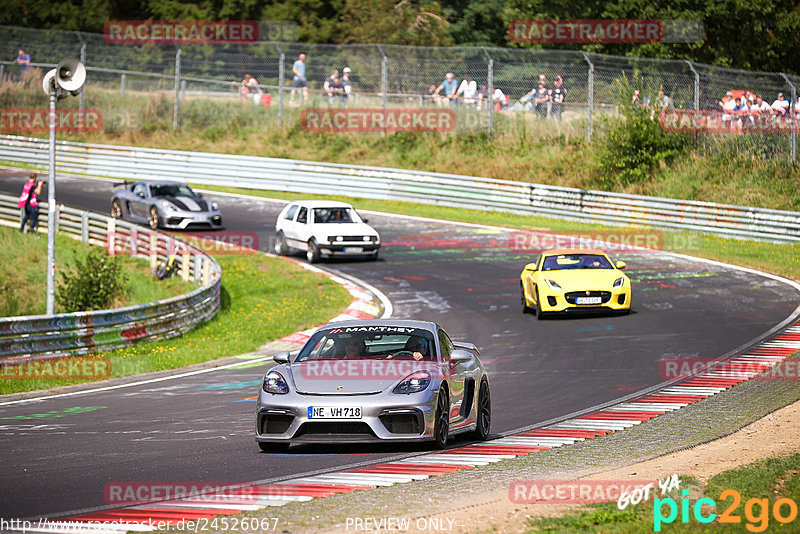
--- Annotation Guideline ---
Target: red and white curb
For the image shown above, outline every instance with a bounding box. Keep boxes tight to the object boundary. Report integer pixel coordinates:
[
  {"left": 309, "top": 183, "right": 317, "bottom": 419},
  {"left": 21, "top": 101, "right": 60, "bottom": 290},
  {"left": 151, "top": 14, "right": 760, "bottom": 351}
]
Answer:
[{"left": 31, "top": 321, "right": 800, "bottom": 533}]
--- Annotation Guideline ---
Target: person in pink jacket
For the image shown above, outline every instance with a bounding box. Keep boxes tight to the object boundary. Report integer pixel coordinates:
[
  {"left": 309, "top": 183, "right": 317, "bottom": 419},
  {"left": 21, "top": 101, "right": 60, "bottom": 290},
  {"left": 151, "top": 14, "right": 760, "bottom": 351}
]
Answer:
[{"left": 18, "top": 173, "right": 44, "bottom": 233}]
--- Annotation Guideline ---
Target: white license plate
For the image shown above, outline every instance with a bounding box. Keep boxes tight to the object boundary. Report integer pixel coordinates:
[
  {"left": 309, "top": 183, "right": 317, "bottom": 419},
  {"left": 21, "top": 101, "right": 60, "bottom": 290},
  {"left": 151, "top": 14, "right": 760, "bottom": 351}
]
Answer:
[
  {"left": 576, "top": 297, "right": 602, "bottom": 305},
  {"left": 343, "top": 247, "right": 364, "bottom": 253},
  {"left": 307, "top": 406, "right": 362, "bottom": 419}
]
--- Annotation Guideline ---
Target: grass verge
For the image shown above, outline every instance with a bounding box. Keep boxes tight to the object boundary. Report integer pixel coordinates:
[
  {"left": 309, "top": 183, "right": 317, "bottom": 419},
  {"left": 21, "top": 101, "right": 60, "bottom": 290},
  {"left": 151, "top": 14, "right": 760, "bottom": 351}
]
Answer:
[
  {"left": 0, "top": 252, "right": 352, "bottom": 395},
  {"left": 0, "top": 224, "right": 191, "bottom": 316},
  {"left": 198, "top": 184, "right": 800, "bottom": 282},
  {"left": 527, "top": 455, "right": 800, "bottom": 532}
]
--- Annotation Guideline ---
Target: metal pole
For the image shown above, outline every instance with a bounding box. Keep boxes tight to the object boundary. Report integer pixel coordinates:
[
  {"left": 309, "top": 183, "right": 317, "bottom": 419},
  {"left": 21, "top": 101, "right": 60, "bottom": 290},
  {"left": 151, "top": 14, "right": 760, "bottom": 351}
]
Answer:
[
  {"left": 686, "top": 60, "right": 700, "bottom": 149},
  {"left": 120, "top": 73, "right": 125, "bottom": 95},
  {"left": 780, "top": 73, "right": 796, "bottom": 163},
  {"left": 276, "top": 44, "right": 284, "bottom": 128},
  {"left": 173, "top": 46, "right": 181, "bottom": 129},
  {"left": 377, "top": 45, "right": 387, "bottom": 135},
  {"left": 483, "top": 47, "right": 493, "bottom": 137},
  {"left": 582, "top": 52, "right": 594, "bottom": 141},
  {"left": 46, "top": 80, "right": 57, "bottom": 315},
  {"left": 76, "top": 32, "right": 86, "bottom": 115}
]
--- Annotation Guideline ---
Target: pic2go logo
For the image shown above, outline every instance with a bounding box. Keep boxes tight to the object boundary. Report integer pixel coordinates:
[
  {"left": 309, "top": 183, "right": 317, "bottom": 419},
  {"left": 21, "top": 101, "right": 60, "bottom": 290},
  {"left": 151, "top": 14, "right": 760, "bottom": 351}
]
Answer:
[{"left": 654, "top": 489, "right": 800, "bottom": 532}]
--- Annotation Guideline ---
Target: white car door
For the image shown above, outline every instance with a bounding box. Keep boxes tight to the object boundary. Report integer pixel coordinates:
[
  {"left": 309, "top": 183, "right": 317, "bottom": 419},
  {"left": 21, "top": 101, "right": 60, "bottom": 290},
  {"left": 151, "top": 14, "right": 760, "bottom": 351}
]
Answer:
[{"left": 283, "top": 205, "right": 311, "bottom": 249}]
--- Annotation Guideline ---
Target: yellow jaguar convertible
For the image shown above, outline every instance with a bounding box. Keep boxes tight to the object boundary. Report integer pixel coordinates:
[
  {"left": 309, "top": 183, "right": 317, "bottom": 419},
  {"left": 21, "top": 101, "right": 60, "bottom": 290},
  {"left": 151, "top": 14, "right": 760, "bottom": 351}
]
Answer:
[{"left": 520, "top": 248, "right": 631, "bottom": 319}]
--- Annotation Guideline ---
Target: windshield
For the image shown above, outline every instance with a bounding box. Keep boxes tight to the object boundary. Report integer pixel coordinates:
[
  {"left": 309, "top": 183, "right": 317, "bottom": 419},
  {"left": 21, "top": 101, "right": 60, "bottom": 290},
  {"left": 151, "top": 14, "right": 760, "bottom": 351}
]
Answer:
[
  {"left": 313, "top": 207, "right": 354, "bottom": 224},
  {"left": 295, "top": 327, "right": 436, "bottom": 362},
  {"left": 150, "top": 184, "right": 196, "bottom": 198},
  {"left": 542, "top": 254, "right": 613, "bottom": 271}
]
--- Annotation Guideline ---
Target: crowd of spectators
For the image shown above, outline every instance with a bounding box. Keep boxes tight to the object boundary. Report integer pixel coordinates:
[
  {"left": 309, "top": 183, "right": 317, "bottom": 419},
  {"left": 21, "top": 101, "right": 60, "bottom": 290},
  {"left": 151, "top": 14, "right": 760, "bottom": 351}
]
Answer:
[{"left": 632, "top": 87, "right": 798, "bottom": 128}]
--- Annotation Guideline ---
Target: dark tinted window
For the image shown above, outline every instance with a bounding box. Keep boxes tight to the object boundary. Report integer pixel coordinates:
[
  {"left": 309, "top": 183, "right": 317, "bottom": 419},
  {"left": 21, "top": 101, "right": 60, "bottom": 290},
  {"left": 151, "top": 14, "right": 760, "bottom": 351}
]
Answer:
[{"left": 297, "top": 207, "right": 308, "bottom": 224}]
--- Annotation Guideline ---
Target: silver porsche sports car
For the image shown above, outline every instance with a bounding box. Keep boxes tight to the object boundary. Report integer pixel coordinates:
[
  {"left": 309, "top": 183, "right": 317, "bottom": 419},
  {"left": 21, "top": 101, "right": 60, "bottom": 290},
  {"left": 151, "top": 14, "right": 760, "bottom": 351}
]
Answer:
[
  {"left": 111, "top": 180, "right": 223, "bottom": 230},
  {"left": 255, "top": 320, "right": 491, "bottom": 451}
]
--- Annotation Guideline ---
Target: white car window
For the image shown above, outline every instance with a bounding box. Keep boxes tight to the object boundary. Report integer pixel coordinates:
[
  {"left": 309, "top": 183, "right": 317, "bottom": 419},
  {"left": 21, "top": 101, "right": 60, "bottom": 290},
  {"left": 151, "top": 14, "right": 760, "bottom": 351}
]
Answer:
[
  {"left": 284, "top": 205, "right": 298, "bottom": 220},
  {"left": 132, "top": 183, "right": 147, "bottom": 197},
  {"left": 314, "top": 208, "right": 353, "bottom": 224},
  {"left": 297, "top": 207, "right": 308, "bottom": 224}
]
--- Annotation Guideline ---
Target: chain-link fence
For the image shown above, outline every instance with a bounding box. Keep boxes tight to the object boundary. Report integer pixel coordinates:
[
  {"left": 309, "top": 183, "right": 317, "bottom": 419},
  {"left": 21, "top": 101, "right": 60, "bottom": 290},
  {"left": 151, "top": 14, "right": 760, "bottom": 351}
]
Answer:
[{"left": 1, "top": 24, "right": 796, "bottom": 160}]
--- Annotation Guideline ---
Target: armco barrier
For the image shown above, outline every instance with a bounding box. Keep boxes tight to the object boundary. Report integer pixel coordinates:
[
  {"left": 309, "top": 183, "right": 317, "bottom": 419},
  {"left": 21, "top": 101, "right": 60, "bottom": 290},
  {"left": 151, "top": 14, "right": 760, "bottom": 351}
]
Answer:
[
  {"left": 1, "top": 135, "right": 800, "bottom": 242},
  {"left": 0, "top": 192, "right": 221, "bottom": 361}
]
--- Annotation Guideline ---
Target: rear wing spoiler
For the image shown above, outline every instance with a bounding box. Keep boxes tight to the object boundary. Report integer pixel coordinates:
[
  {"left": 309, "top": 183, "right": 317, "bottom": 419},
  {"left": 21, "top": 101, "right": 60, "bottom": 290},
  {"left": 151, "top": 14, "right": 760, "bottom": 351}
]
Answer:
[
  {"left": 453, "top": 341, "right": 480, "bottom": 355},
  {"left": 113, "top": 180, "right": 131, "bottom": 188}
]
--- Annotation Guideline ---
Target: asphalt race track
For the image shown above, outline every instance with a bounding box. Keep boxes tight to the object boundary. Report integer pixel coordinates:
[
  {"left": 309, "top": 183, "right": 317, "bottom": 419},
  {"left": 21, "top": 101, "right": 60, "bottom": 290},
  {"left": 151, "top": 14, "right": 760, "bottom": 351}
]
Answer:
[{"left": 1, "top": 169, "right": 798, "bottom": 520}]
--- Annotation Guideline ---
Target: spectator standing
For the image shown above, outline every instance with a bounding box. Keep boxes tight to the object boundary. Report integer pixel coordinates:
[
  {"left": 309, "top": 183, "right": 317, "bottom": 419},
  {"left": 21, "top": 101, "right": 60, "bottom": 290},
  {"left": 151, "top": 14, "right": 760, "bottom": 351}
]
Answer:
[
  {"left": 551, "top": 76, "right": 567, "bottom": 120},
  {"left": 13, "top": 48, "right": 30, "bottom": 73},
  {"left": 631, "top": 89, "right": 642, "bottom": 107},
  {"left": 456, "top": 74, "right": 477, "bottom": 107},
  {"left": 533, "top": 82, "right": 551, "bottom": 118},
  {"left": 18, "top": 173, "right": 43, "bottom": 234},
  {"left": 476, "top": 84, "right": 488, "bottom": 110},
  {"left": 772, "top": 92, "right": 790, "bottom": 116},
  {"left": 433, "top": 73, "right": 459, "bottom": 106},
  {"left": 342, "top": 67, "right": 353, "bottom": 105},
  {"left": 290, "top": 53, "right": 308, "bottom": 105}
]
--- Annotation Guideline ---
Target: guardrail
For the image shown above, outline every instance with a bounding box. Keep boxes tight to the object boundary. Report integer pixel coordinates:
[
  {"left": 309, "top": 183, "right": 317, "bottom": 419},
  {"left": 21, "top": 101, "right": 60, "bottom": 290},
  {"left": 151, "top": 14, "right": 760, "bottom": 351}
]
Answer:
[
  {"left": 1, "top": 134, "right": 799, "bottom": 243},
  {"left": 0, "top": 191, "right": 221, "bottom": 360}
]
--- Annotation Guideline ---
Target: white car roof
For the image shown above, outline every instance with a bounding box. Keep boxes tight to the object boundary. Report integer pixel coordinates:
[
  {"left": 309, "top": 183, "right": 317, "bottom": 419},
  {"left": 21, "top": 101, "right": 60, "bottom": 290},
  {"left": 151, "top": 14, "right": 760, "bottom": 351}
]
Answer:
[{"left": 288, "top": 200, "right": 355, "bottom": 209}]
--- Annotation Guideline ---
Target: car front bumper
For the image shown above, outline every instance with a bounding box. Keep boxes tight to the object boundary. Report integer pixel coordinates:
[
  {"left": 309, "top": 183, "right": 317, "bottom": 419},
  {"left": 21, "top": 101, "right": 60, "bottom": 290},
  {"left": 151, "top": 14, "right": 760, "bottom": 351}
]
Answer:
[
  {"left": 319, "top": 243, "right": 380, "bottom": 257},
  {"left": 161, "top": 209, "right": 223, "bottom": 230},
  {"left": 255, "top": 386, "right": 436, "bottom": 443},
  {"left": 537, "top": 285, "right": 631, "bottom": 313}
]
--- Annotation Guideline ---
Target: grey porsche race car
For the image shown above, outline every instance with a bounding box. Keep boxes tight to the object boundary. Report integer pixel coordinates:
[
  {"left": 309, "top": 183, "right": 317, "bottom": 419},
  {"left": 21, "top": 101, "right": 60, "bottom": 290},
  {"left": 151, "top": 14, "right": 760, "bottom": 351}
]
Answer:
[
  {"left": 111, "top": 180, "right": 223, "bottom": 230},
  {"left": 255, "top": 320, "right": 491, "bottom": 451}
]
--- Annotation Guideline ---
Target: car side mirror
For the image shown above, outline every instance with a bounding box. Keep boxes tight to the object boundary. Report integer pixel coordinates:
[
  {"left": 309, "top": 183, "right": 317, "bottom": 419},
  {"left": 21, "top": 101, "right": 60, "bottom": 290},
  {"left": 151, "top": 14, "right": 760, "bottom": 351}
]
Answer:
[
  {"left": 198, "top": 193, "right": 204, "bottom": 198},
  {"left": 450, "top": 350, "right": 472, "bottom": 363},
  {"left": 136, "top": 192, "right": 145, "bottom": 198},
  {"left": 524, "top": 262, "right": 538, "bottom": 272},
  {"left": 362, "top": 218, "right": 369, "bottom": 223},
  {"left": 273, "top": 351, "right": 290, "bottom": 364},
  {"left": 615, "top": 260, "right": 627, "bottom": 270}
]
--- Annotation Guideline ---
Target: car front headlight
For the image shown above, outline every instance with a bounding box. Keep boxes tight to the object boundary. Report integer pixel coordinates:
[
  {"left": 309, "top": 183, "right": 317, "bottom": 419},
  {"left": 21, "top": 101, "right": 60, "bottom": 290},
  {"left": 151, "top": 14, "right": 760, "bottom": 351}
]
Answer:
[
  {"left": 160, "top": 200, "right": 178, "bottom": 211},
  {"left": 392, "top": 370, "right": 431, "bottom": 395},
  {"left": 369, "top": 236, "right": 378, "bottom": 242},
  {"left": 211, "top": 201, "right": 219, "bottom": 210},
  {"left": 545, "top": 279, "right": 562, "bottom": 290},
  {"left": 263, "top": 371, "right": 289, "bottom": 395},
  {"left": 613, "top": 277, "right": 625, "bottom": 288}
]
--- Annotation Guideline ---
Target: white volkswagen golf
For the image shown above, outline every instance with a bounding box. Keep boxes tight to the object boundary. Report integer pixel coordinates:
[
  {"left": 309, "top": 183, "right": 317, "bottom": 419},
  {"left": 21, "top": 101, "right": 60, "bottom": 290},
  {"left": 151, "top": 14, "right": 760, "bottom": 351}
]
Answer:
[{"left": 274, "top": 200, "right": 381, "bottom": 262}]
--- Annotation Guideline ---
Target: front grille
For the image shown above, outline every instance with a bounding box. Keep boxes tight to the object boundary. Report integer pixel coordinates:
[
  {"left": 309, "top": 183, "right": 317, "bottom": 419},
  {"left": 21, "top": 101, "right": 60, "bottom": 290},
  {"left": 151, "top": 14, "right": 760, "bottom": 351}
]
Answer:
[
  {"left": 167, "top": 217, "right": 182, "bottom": 225},
  {"left": 379, "top": 412, "right": 422, "bottom": 434},
  {"left": 341, "top": 236, "right": 368, "bottom": 242},
  {"left": 565, "top": 291, "right": 611, "bottom": 304},
  {"left": 260, "top": 414, "right": 294, "bottom": 434},
  {"left": 295, "top": 422, "right": 375, "bottom": 436}
]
